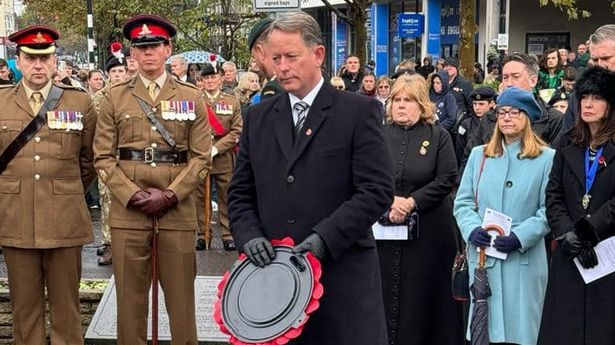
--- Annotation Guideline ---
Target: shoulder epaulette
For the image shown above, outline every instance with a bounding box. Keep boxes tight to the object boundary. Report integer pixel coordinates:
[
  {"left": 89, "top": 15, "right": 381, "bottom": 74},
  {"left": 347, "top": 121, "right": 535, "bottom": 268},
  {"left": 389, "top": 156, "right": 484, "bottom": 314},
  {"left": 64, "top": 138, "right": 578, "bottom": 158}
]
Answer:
[{"left": 54, "top": 82, "right": 87, "bottom": 93}]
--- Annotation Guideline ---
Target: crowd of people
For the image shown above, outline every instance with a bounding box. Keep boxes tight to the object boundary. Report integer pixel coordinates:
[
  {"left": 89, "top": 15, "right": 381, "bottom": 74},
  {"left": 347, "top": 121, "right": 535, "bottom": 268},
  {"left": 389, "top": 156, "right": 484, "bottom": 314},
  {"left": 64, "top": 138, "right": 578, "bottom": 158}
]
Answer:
[{"left": 0, "top": 8, "right": 613, "bottom": 345}]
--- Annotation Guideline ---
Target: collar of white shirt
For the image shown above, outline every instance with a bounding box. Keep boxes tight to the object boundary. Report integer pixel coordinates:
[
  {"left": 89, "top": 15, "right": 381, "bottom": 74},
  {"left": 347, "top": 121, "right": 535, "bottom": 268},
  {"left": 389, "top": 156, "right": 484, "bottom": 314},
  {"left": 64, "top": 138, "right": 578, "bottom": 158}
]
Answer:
[{"left": 288, "top": 77, "right": 324, "bottom": 124}]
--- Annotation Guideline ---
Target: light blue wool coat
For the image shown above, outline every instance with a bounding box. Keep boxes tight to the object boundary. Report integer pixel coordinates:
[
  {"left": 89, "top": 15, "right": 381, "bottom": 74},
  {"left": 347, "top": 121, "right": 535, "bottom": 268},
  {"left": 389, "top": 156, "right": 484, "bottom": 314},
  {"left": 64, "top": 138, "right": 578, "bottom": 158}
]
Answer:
[{"left": 454, "top": 141, "right": 555, "bottom": 345}]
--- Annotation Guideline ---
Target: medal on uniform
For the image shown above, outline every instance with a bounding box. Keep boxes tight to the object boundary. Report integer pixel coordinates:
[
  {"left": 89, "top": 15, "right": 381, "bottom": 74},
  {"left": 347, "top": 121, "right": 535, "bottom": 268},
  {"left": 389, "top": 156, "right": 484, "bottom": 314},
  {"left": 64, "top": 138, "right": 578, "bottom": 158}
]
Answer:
[
  {"left": 47, "top": 111, "right": 57, "bottom": 129},
  {"left": 60, "top": 111, "right": 67, "bottom": 129},
  {"left": 584, "top": 146, "right": 604, "bottom": 210},
  {"left": 160, "top": 101, "right": 169, "bottom": 120},
  {"left": 187, "top": 101, "right": 196, "bottom": 121}
]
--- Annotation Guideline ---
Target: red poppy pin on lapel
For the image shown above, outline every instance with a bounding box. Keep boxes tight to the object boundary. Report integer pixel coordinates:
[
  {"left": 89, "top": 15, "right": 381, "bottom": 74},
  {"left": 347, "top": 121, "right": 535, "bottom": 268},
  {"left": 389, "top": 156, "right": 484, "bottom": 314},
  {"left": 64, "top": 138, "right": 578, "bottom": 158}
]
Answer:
[
  {"left": 599, "top": 155, "right": 607, "bottom": 167},
  {"left": 306, "top": 128, "right": 312, "bottom": 136}
]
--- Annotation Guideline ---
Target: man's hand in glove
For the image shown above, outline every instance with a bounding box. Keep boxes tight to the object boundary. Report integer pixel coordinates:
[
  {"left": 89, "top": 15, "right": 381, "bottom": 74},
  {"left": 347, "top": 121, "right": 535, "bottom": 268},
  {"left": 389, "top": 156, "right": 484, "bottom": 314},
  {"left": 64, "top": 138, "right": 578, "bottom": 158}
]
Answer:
[
  {"left": 560, "top": 231, "right": 584, "bottom": 258},
  {"left": 128, "top": 190, "right": 150, "bottom": 208},
  {"left": 292, "top": 233, "right": 328, "bottom": 261},
  {"left": 577, "top": 247, "right": 599, "bottom": 269},
  {"left": 132, "top": 188, "right": 178, "bottom": 218},
  {"left": 469, "top": 227, "right": 492, "bottom": 248},
  {"left": 243, "top": 237, "right": 276, "bottom": 267},
  {"left": 493, "top": 232, "right": 521, "bottom": 253}
]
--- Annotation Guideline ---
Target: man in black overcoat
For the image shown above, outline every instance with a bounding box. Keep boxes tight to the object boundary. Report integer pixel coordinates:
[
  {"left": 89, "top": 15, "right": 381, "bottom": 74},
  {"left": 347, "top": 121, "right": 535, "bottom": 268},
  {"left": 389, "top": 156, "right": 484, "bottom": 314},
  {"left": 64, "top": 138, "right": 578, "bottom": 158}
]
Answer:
[{"left": 228, "top": 11, "right": 394, "bottom": 345}]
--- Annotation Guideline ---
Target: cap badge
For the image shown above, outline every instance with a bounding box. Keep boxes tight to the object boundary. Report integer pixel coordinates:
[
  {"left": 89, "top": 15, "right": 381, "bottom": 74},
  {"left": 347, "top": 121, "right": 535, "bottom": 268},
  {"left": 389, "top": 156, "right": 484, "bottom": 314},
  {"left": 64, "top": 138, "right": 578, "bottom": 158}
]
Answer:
[
  {"left": 476, "top": 95, "right": 481, "bottom": 100},
  {"left": 33, "top": 32, "right": 46, "bottom": 43},
  {"left": 139, "top": 24, "right": 152, "bottom": 35},
  {"left": 561, "top": 93, "right": 566, "bottom": 99}
]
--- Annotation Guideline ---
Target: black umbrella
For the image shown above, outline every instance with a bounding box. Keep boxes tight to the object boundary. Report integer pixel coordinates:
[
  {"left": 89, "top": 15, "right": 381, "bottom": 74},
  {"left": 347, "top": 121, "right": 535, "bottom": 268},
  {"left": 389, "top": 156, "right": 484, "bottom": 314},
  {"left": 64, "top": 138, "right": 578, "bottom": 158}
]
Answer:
[{"left": 470, "top": 225, "right": 504, "bottom": 345}]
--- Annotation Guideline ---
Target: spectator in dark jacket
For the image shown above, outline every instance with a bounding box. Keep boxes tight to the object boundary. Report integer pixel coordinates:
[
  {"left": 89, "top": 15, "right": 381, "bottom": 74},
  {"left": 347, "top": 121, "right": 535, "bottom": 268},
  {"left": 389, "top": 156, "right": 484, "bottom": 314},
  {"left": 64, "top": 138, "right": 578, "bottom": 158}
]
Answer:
[
  {"left": 443, "top": 57, "right": 473, "bottom": 116},
  {"left": 340, "top": 54, "right": 364, "bottom": 92},
  {"left": 417, "top": 55, "right": 435, "bottom": 79},
  {"left": 455, "top": 86, "right": 496, "bottom": 164},
  {"left": 430, "top": 71, "right": 458, "bottom": 131},
  {"left": 357, "top": 72, "right": 377, "bottom": 98}
]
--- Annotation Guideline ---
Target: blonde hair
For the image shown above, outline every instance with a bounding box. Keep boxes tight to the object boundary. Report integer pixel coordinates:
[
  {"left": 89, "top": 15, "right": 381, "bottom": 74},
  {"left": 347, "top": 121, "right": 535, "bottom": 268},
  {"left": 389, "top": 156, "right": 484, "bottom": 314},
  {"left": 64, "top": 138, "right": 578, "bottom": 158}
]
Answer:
[
  {"left": 330, "top": 76, "right": 345, "bottom": 89},
  {"left": 484, "top": 113, "right": 547, "bottom": 159},
  {"left": 386, "top": 75, "right": 435, "bottom": 125},
  {"left": 238, "top": 71, "right": 260, "bottom": 91}
]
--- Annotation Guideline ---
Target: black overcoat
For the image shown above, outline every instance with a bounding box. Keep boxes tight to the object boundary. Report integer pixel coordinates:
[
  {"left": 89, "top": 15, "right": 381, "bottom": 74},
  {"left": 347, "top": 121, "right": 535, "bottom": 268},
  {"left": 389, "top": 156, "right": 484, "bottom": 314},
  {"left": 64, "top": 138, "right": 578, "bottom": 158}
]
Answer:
[
  {"left": 538, "top": 136, "right": 615, "bottom": 345},
  {"left": 228, "top": 82, "right": 394, "bottom": 345},
  {"left": 378, "top": 122, "right": 464, "bottom": 345}
]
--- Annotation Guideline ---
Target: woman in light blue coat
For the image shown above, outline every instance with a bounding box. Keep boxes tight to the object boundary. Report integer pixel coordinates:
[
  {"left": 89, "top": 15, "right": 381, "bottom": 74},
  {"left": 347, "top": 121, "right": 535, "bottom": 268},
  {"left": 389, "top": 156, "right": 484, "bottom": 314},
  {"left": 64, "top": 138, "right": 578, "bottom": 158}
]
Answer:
[{"left": 454, "top": 87, "right": 555, "bottom": 345}]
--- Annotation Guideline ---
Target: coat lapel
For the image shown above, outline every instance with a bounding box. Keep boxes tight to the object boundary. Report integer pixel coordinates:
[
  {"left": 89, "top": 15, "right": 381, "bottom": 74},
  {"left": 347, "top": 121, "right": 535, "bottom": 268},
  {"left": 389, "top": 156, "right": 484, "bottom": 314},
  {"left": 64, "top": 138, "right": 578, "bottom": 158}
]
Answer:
[
  {"left": 562, "top": 144, "right": 587, "bottom": 186},
  {"left": 273, "top": 95, "right": 293, "bottom": 160},
  {"left": 129, "top": 76, "right": 155, "bottom": 106},
  {"left": 287, "top": 83, "right": 334, "bottom": 172}
]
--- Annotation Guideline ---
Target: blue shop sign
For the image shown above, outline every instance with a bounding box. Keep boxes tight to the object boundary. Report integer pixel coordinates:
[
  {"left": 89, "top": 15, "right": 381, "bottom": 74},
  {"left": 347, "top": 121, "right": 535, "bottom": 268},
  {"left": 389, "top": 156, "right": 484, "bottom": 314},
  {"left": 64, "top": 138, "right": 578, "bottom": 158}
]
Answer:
[{"left": 397, "top": 13, "right": 424, "bottom": 38}]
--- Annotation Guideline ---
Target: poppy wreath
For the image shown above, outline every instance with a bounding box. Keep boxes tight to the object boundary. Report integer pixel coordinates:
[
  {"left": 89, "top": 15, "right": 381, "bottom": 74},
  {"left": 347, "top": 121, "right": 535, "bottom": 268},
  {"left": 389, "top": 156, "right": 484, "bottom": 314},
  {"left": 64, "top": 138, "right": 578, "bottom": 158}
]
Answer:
[{"left": 213, "top": 237, "right": 324, "bottom": 345}]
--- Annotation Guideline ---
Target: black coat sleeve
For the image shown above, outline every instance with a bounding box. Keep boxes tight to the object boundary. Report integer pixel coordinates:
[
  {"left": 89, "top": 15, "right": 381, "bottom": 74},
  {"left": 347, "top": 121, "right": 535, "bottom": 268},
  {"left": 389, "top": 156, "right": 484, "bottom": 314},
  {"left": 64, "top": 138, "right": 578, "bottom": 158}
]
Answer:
[
  {"left": 545, "top": 148, "right": 574, "bottom": 238},
  {"left": 412, "top": 129, "right": 457, "bottom": 211}
]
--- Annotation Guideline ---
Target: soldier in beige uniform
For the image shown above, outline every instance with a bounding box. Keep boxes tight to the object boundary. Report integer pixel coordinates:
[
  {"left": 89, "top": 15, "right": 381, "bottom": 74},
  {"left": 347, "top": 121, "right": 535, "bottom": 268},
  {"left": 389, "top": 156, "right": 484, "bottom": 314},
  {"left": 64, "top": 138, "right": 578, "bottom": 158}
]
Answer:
[
  {"left": 93, "top": 15, "right": 211, "bottom": 345},
  {"left": 0, "top": 26, "right": 96, "bottom": 345},
  {"left": 195, "top": 63, "right": 242, "bottom": 251},
  {"left": 92, "top": 49, "right": 130, "bottom": 266}
]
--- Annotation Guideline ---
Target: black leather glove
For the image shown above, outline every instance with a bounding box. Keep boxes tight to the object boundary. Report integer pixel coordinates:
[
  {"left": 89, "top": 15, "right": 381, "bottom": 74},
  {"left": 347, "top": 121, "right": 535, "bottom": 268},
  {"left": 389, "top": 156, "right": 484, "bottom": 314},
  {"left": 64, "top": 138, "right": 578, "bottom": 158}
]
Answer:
[
  {"left": 493, "top": 232, "right": 522, "bottom": 253},
  {"left": 577, "top": 247, "right": 599, "bottom": 269},
  {"left": 132, "top": 188, "right": 178, "bottom": 218},
  {"left": 560, "top": 231, "right": 584, "bottom": 258},
  {"left": 292, "top": 233, "right": 328, "bottom": 261},
  {"left": 243, "top": 237, "right": 276, "bottom": 267},
  {"left": 469, "top": 227, "right": 491, "bottom": 248},
  {"left": 128, "top": 190, "right": 150, "bottom": 208}
]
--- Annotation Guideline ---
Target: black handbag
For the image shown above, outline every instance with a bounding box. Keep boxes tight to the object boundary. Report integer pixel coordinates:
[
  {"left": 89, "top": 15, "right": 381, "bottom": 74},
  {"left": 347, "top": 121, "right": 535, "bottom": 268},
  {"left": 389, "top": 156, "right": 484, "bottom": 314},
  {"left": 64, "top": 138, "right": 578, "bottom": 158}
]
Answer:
[{"left": 451, "top": 245, "right": 469, "bottom": 301}]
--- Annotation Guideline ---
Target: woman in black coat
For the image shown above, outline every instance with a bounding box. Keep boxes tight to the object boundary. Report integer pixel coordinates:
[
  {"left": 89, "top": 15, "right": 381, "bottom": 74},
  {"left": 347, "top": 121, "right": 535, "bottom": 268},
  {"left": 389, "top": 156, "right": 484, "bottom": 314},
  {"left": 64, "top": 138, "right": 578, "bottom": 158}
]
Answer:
[
  {"left": 539, "top": 67, "right": 615, "bottom": 345},
  {"left": 378, "top": 76, "right": 464, "bottom": 345}
]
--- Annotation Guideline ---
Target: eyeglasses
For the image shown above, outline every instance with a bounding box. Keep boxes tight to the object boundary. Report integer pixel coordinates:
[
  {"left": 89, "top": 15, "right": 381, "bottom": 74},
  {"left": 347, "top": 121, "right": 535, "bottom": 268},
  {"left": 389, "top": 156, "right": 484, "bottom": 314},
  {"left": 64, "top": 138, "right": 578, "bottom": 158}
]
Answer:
[
  {"left": 497, "top": 108, "right": 522, "bottom": 118},
  {"left": 378, "top": 85, "right": 390, "bottom": 89}
]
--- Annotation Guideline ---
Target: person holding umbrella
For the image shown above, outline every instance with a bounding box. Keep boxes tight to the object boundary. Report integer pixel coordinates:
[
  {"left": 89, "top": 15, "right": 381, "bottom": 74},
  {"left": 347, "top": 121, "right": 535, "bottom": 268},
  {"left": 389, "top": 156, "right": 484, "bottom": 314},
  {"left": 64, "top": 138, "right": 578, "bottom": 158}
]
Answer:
[
  {"left": 538, "top": 67, "right": 615, "bottom": 345},
  {"left": 454, "top": 86, "right": 554, "bottom": 345}
]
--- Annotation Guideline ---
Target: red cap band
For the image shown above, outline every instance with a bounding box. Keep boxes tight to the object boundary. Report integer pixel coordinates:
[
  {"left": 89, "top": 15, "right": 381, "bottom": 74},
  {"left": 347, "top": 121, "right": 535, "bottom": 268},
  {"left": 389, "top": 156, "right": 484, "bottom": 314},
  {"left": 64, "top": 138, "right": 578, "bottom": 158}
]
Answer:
[{"left": 129, "top": 23, "right": 170, "bottom": 41}]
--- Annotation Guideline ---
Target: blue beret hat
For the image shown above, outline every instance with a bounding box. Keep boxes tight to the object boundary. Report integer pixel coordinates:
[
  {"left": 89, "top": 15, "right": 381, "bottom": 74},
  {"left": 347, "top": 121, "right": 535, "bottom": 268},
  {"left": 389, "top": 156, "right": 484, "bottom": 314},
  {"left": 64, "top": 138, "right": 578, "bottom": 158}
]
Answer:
[{"left": 497, "top": 87, "right": 542, "bottom": 122}]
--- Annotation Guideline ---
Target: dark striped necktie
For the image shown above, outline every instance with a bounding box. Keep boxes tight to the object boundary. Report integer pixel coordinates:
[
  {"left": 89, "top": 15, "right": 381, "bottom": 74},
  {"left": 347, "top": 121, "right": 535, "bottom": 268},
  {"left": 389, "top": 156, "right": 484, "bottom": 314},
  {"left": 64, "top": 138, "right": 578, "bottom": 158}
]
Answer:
[{"left": 294, "top": 101, "right": 309, "bottom": 134}]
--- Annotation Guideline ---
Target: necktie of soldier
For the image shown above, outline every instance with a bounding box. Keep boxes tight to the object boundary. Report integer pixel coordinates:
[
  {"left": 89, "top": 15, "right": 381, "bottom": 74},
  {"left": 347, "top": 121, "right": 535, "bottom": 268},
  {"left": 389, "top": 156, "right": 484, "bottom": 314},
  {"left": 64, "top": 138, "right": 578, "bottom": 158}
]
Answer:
[
  {"left": 294, "top": 101, "right": 309, "bottom": 135},
  {"left": 148, "top": 82, "right": 159, "bottom": 101},
  {"left": 31, "top": 92, "right": 43, "bottom": 114}
]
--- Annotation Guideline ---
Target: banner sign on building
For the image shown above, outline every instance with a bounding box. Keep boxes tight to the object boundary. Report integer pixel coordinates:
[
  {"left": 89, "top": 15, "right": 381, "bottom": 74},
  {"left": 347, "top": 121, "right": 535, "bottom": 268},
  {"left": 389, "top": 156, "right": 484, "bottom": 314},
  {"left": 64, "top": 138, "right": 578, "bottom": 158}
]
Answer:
[
  {"left": 252, "top": 0, "right": 299, "bottom": 12},
  {"left": 397, "top": 13, "right": 424, "bottom": 38}
]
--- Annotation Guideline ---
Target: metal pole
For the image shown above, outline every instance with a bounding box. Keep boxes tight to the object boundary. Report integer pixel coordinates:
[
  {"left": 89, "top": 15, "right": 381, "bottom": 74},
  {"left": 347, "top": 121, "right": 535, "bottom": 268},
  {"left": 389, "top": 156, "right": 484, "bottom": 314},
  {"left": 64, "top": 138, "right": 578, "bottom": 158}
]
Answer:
[{"left": 86, "top": 0, "right": 95, "bottom": 69}]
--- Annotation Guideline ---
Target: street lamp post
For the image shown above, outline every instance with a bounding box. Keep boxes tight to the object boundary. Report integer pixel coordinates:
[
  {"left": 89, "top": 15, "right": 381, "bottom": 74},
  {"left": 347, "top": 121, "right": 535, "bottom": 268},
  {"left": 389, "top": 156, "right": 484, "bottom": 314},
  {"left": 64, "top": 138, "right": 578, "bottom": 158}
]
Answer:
[{"left": 86, "top": 0, "right": 95, "bottom": 69}]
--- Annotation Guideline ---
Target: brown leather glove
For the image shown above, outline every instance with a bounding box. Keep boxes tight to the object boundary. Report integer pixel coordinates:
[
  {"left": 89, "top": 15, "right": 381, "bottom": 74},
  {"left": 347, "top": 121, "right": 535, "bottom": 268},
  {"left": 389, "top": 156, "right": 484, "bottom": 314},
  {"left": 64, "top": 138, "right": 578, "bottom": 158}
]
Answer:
[
  {"left": 132, "top": 188, "right": 178, "bottom": 218},
  {"left": 128, "top": 190, "right": 151, "bottom": 208}
]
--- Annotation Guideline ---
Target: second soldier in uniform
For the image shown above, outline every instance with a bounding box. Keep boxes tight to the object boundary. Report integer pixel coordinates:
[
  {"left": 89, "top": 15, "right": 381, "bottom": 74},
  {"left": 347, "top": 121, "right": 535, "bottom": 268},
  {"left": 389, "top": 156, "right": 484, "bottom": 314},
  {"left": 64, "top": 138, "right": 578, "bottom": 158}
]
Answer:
[{"left": 195, "top": 63, "right": 242, "bottom": 251}]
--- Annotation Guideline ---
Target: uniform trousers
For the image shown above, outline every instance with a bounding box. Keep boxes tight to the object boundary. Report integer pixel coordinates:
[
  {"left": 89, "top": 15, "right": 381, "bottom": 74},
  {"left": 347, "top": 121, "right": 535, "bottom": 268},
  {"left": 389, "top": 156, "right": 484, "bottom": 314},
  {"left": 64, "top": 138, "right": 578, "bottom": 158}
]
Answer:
[
  {"left": 111, "top": 228, "right": 197, "bottom": 345},
  {"left": 3, "top": 246, "right": 83, "bottom": 345},
  {"left": 195, "top": 172, "right": 232, "bottom": 240}
]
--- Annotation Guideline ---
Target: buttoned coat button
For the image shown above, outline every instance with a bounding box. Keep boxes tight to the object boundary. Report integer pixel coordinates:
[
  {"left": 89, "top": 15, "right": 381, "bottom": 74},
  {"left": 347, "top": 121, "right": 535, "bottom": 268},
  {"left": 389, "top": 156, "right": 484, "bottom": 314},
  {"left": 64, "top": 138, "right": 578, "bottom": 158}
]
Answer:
[
  {"left": 34, "top": 155, "right": 41, "bottom": 161},
  {"left": 34, "top": 136, "right": 41, "bottom": 143},
  {"left": 34, "top": 174, "right": 40, "bottom": 180},
  {"left": 286, "top": 175, "right": 295, "bottom": 183}
]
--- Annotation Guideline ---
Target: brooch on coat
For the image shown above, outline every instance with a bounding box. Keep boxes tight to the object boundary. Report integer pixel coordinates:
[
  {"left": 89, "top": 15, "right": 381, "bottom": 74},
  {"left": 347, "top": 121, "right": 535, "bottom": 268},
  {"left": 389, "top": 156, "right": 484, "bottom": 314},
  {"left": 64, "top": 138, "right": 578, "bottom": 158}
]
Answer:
[{"left": 419, "top": 140, "right": 429, "bottom": 155}]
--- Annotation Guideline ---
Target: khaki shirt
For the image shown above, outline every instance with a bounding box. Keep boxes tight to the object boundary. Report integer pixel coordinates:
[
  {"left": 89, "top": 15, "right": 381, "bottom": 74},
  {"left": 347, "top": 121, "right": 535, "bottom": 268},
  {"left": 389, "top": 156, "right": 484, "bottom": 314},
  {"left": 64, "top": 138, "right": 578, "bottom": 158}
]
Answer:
[
  {"left": 0, "top": 82, "right": 96, "bottom": 248},
  {"left": 204, "top": 91, "right": 242, "bottom": 174},
  {"left": 94, "top": 74, "right": 211, "bottom": 230}
]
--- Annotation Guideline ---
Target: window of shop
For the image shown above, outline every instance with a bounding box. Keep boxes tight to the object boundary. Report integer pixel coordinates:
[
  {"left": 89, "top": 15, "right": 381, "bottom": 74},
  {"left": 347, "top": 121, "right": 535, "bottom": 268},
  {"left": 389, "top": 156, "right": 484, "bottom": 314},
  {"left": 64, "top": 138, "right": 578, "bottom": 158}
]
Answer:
[{"left": 389, "top": 0, "right": 423, "bottom": 75}]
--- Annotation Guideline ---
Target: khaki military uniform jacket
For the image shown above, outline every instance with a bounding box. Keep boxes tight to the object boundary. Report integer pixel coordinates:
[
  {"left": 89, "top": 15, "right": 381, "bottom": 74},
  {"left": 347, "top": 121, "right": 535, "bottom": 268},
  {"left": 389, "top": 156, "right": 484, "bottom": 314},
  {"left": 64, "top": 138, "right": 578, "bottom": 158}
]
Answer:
[
  {"left": 94, "top": 75, "right": 211, "bottom": 231},
  {"left": 0, "top": 82, "right": 96, "bottom": 248},
  {"left": 205, "top": 92, "right": 242, "bottom": 174}
]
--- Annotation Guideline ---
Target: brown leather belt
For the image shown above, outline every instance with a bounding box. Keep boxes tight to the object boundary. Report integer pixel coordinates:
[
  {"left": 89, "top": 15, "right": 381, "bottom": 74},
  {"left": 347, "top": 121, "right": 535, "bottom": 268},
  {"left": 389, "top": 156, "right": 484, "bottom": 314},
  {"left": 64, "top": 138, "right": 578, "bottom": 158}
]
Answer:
[{"left": 118, "top": 148, "right": 188, "bottom": 164}]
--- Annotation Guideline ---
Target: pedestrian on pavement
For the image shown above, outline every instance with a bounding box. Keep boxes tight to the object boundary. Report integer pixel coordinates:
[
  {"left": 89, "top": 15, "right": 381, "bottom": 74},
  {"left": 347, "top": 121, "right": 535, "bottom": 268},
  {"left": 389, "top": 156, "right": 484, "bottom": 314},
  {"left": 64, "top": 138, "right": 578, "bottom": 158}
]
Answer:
[
  {"left": 195, "top": 63, "right": 242, "bottom": 251},
  {"left": 538, "top": 67, "right": 615, "bottom": 345},
  {"left": 93, "top": 14, "right": 211, "bottom": 345},
  {"left": 443, "top": 57, "right": 474, "bottom": 116},
  {"left": 92, "top": 46, "right": 131, "bottom": 266},
  {"left": 228, "top": 11, "right": 394, "bottom": 345},
  {"left": 375, "top": 75, "right": 391, "bottom": 107},
  {"left": 455, "top": 86, "right": 554, "bottom": 345},
  {"left": 429, "top": 70, "right": 458, "bottom": 131},
  {"left": 417, "top": 55, "right": 435, "bottom": 79},
  {"left": 560, "top": 25, "right": 615, "bottom": 135},
  {"left": 379, "top": 78, "right": 464, "bottom": 345},
  {"left": 1, "top": 25, "right": 97, "bottom": 345}
]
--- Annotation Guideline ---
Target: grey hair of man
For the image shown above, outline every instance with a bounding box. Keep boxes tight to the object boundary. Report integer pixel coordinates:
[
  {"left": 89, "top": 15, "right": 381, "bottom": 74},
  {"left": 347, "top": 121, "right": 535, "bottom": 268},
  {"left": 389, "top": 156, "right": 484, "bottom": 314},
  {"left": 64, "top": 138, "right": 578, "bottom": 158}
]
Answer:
[
  {"left": 590, "top": 24, "right": 615, "bottom": 45},
  {"left": 267, "top": 11, "right": 323, "bottom": 48},
  {"left": 171, "top": 55, "right": 187, "bottom": 68},
  {"left": 222, "top": 61, "right": 236, "bottom": 70},
  {"left": 502, "top": 52, "right": 540, "bottom": 76}
]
